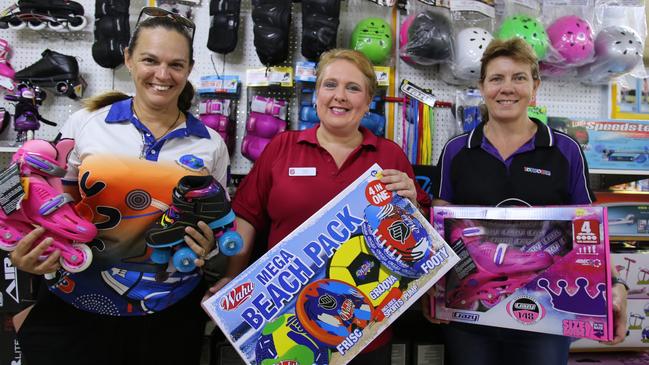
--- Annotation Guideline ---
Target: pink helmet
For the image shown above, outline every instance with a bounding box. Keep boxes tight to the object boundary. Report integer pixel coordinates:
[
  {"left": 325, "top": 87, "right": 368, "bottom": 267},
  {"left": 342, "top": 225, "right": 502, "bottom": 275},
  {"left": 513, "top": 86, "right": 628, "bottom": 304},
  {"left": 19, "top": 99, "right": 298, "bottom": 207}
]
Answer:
[{"left": 546, "top": 15, "right": 594, "bottom": 65}]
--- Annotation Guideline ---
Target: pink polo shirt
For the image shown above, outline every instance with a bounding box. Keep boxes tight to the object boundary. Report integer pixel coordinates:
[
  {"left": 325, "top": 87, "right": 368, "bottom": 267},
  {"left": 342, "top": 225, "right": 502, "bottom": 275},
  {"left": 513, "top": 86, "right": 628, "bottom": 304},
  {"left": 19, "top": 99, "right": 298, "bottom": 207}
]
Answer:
[{"left": 233, "top": 126, "right": 431, "bottom": 353}]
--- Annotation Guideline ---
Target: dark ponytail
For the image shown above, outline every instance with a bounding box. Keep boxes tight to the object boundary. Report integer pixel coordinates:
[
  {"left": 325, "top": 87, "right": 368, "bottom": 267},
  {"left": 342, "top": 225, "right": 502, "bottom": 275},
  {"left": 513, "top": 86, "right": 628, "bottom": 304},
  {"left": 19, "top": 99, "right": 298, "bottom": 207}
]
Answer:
[{"left": 178, "top": 81, "right": 194, "bottom": 112}]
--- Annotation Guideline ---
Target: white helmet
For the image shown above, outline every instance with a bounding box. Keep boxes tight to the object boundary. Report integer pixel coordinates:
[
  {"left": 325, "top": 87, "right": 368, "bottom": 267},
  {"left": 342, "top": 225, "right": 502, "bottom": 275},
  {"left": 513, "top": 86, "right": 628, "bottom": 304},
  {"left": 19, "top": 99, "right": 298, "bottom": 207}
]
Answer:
[{"left": 453, "top": 27, "right": 493, "bottom": 80}]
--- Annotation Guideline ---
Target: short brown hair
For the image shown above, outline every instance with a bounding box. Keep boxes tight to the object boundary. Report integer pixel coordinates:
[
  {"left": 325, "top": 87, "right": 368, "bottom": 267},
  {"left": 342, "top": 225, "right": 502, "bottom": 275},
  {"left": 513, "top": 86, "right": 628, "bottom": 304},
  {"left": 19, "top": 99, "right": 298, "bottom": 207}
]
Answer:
[
  {"left": 479, "top": 38, "right": 539, "bottom": 84},
  {"left": 316, "top": 48, "right": 377, "bottom": 99}
]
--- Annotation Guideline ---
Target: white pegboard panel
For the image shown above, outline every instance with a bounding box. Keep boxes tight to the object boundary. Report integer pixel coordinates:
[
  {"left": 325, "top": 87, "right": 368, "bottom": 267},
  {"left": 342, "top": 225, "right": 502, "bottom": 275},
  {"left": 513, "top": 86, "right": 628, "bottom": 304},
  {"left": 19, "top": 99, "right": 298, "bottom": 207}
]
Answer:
[{"left": 0, "top": 0, "right": 613, "bottom": 176}]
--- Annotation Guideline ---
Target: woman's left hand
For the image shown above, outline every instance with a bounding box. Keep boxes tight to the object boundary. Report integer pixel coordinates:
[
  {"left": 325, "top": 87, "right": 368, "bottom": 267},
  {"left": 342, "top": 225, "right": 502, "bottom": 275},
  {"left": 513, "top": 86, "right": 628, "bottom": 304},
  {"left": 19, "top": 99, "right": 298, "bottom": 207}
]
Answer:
[
  {"left": 380, "top": 169, "right": 417, "bottom": 204},
  {"left": 184, "top": 221, "right": 216, "bottom": 268}
]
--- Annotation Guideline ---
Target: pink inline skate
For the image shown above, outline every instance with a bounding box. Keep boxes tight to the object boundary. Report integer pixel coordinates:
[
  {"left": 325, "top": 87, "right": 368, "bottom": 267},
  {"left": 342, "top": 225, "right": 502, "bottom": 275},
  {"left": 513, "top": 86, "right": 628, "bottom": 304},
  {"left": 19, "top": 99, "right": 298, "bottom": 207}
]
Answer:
[
  {"left": 0, "top": 139, "right": 96, "bottom": 272},
  {"left": 0, "top": 38, "right": 15, "bottom": 91},
  {"left": 447, "top": 226, "right": 554, "bottom": 310}
]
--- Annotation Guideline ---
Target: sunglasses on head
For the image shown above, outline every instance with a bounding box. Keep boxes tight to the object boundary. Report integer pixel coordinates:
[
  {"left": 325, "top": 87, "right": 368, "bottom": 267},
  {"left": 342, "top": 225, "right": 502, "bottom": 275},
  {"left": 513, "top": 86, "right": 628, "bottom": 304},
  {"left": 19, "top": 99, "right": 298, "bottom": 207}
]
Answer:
[{"left": 135, "top": 6, "right": 196, "bottom": 41}]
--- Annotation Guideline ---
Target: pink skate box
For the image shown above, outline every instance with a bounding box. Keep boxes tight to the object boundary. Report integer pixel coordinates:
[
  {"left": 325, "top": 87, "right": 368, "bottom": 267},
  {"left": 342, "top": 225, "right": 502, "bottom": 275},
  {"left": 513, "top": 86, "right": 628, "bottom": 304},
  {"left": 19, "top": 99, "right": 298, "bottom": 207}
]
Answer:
[{"left": 431, "top": 206, "right": 613, "bottom": 341}]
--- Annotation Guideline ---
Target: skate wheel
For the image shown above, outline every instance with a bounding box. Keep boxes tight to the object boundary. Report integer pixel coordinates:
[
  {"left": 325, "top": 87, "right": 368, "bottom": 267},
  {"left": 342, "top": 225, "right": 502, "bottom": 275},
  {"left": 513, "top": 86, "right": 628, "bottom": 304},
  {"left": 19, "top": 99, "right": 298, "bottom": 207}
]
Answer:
[
  {"left": 48, "top": 21, "right": 65, "bottom": 30},
  {"left": 60, "top": 244, "right": 93, "bottom": 273},
  {"left": 8, "top": 20, "right": 26, "bottom": 30},
  {"left": 219, "top": 231, "right": 243, "bottom": 256},
  {"left": 480, "top": 294, "right": 506, "bottom": 309},
  {"left": 172, "top": 246, "right": 197, "bottom": 273},
  {"left": 55, "top": 81, "right": 69, "bottom": 95},
  {"left": 150, "top": 248, "right": 171, "bottom": 264},
  {"left": 0, "top": 230, "right": 20, "bottom": 251},
  {"left": 28, "top": 21, "right": 47, "bottom": 31},
  {"left": 68, "top": 15, "right": 87, "bottom": 31}
]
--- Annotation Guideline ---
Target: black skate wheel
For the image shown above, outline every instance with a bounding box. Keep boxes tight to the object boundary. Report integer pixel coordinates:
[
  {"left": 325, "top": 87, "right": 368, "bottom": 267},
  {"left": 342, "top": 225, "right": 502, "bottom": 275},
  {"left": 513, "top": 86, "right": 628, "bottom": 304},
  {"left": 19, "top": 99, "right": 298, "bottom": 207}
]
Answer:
[
  {"left": 28, "top": 21, "right": 47, "bottom": 31},
  {"left": 68, "top": 15, "right": 87, "bottom": 31},
  {"left": 8, "top": 20, "right": 26, "bottom": 30},
  {"left": 48, "top": 20, "right": 65, "bottom": 30},
  {"left": 55, "top": 81, "right": 69, "bottom": 94}
]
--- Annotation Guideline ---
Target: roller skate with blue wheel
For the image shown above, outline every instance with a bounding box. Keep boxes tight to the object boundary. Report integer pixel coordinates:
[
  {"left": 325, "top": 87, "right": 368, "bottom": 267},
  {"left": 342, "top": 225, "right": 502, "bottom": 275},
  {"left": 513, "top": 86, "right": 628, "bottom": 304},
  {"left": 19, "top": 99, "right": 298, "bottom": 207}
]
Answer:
[{"left": 145, "top": 175, "right": 243, "bottom": 273}]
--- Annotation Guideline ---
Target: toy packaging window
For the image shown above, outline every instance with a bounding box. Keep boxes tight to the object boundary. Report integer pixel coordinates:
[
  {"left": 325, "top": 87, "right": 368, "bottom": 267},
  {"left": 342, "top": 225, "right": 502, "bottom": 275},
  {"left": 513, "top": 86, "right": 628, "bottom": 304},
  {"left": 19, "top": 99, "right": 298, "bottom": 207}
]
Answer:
[{"left": 432, "top": 206, "right": 613, "bottom": 341}]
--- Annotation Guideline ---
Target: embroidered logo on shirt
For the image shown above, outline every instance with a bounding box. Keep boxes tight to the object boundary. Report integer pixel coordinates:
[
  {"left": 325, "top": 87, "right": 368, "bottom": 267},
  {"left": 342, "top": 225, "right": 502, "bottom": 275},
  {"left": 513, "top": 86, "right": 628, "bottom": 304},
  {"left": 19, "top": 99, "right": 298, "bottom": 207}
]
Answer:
[
  {"left": 523, "top": 166, "right": 551, "bottom": 176},
  {"left": 177, "top": 154, "right": 205, "bottom": 171}
]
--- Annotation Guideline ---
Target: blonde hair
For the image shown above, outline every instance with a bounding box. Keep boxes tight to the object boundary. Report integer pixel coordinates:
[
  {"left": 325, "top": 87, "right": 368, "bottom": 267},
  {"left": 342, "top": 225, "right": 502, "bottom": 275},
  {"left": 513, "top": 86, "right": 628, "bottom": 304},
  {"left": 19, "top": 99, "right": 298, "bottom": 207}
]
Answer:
[
  {"left": 479, "top": 38, "right": 540, "bottom": 84},
  {"left": 316, "top": 48, "right": 377, "bottom": 98}
]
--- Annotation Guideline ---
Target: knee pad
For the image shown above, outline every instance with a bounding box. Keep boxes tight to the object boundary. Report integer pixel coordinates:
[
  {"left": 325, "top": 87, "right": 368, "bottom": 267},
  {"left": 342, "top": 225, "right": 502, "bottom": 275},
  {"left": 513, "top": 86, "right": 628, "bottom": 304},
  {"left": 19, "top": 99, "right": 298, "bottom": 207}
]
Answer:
[
  {"left": 199, "top": 99, "right": 231, "bottom": 115},
  {"left": 302, "top": 14, "right": 340, "bottom": 60},
  {"left": 92, "top": 39, "right": 127, "bottom": 69},
  {"left": 95, "top": 0, "right": 130, "bottom": 17},
  {"left": 360, "top": 112, "right": 385, "bottom": 136},
  {"left": 252, "top": 1, "right": 291, "bottom": 65},
  {"left": 208, "top": 0, "right": 241, "bottom": 54},
  {"left": 301, "top": 0, "right": 341, "bottom": 60},
  {"left": 241, "top": 134, "right": 272, "bottom": 161},
  {"left": 200, "top": 113, "right": 229, "bottom": 133},
  {"left": 246, "top": 112, "right": 286, "bottom": 138},
  {"left": 250, "top": 95, "right": 287, "bottom": 120},
  {"left": 94, "top": 15, "right": 129, "bottom": 42},
  {"left": 299, "top": 105, "right": 319, "bottom": 124}
]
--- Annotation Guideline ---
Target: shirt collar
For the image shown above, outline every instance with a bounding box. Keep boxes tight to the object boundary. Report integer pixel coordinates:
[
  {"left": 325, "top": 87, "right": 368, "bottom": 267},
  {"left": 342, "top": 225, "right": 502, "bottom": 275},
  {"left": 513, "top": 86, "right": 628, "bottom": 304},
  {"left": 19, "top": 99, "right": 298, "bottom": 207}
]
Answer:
[
  {"left": 105, "top": 98, "right": 210, "bottom": 139},
  {"left": 297, "top": 125, "right": 378, "bottom": 148},
  {"left": 467, "top": 117, "right": 553, "bottom": 149}
]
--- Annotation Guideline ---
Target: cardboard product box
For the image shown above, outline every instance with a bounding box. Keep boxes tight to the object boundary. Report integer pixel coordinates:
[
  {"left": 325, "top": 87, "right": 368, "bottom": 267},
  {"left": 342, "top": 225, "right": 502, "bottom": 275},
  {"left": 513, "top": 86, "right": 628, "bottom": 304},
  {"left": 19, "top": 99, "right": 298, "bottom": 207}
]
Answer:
[
  {"left": 0, "top": 313, "right": 23, "bottom": 365},
  {"left": 431, "top": 206, "right": 613, "bottom": 341},
  {"left": 594, "top": 193, "right": 649, "bottom": 240},
  {"left": 568, "top": 351, "right": 649, "bottom": 364},
  {"left": 0, "top": 250, "right": 37, "bottom": 313},
  {"left": 202, "top": 164, "right": 460, "bottom": 365},
  {"left": 570, "top": 298, "right": 649, "bottom": 350}
]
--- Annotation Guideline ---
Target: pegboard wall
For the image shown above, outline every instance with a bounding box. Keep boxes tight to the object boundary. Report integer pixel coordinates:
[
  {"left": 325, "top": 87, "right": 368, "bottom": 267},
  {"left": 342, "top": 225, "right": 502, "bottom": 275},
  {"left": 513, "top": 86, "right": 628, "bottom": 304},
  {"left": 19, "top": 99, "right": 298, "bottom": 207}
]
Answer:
[{"left": 0, "top": 0, "right": 610, "bottom": 176}]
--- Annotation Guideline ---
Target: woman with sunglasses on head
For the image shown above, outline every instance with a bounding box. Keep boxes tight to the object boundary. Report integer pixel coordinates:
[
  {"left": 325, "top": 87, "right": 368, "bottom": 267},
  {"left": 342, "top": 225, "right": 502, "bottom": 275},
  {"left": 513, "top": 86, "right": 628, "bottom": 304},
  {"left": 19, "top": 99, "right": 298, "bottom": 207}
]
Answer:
[
  {"left": 10, "top": 8, "right": 226, "bottom": 365},
  {"left": 205, "top": 48, "right": 431, "bottom": 364},
  {"left": 422, "top": 37, "right": 628, "bottom": 365}
]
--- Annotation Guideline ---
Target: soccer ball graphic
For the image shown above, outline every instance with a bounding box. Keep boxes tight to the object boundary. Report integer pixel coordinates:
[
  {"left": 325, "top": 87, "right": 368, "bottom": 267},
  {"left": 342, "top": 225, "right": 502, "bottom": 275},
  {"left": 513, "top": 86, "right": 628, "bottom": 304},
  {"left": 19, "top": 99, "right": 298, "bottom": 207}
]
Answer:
[
  {"left": 255, "top": 314, "right": 329, "bottom": 365},
  {"left": 328, "top": 235, "right": 400, "bottom": 307}
]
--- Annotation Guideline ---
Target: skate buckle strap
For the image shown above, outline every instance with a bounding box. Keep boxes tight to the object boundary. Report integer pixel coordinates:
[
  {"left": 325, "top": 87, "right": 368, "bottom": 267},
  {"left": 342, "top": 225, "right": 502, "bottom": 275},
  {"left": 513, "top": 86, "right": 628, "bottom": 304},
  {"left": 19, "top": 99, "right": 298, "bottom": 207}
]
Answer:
[
  {"left": 39, "top": 193, "right": 75, "bottom": 215},
  {"left": 493, "top": 243, "right": 508, "bottom": 266},
  {"left": 24, "top": 154, "right": 66, "bottom": 177}
]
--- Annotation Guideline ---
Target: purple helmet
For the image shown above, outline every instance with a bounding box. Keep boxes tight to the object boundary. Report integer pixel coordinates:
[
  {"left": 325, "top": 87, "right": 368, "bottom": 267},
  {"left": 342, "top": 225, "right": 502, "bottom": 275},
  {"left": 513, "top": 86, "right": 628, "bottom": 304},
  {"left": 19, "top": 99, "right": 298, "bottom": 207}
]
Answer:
[{"left": 546, "top": 15, "right": 594, "bottom": 64}]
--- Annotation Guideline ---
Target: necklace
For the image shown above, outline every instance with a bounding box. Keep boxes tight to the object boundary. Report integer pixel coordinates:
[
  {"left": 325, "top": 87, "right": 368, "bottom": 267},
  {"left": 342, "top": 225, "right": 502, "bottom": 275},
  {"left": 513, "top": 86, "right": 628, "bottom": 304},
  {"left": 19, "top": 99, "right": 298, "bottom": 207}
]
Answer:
[{"left": 132, "top": 103, "right": 183, "bottom": 139}]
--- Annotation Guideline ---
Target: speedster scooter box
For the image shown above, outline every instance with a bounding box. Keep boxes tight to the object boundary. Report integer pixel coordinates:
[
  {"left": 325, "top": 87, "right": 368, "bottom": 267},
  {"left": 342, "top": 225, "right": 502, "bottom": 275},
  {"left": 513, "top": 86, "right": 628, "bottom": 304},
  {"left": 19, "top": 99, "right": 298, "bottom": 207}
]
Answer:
[
  {"left": 431, "top": 206, "right": 613, "bottom": 341},
  {"left": 202, "top": 164, "right": 459, "bottom": 365}
]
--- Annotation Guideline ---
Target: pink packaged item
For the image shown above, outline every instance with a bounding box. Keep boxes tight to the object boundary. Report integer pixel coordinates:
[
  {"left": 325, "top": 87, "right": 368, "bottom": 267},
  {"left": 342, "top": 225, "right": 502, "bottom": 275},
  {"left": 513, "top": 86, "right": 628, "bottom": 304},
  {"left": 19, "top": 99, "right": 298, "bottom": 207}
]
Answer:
[{"left": 432, "top": 206, "right": 612, "bottom": 341}]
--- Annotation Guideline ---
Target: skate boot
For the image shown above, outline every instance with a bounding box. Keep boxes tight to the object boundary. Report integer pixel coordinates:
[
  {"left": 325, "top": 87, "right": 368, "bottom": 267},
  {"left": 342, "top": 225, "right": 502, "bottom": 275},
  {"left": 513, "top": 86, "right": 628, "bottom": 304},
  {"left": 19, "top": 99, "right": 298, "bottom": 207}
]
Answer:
[
  {"left": 447, "top": 240, "right": 554, "bottom": 310},
  {"left": 0, "top": 38, "right": 15, "bottom": 91},
  {"left": 0, "top": 0, "right": 87, "bottom": 31},
  {"left": 145, "top": 175, "right": 243, "bottom": 273},
  {"left": 0, "top": 139, "right": 96, "bottom": 272},
  {"left": 250, "top": 95, "right": 288, "bottom": 120},
  {"left": 4, "top": 85, "right": 54, "bottom": 144},
  {"left": 14, "top": 49, "right": 86, "bottom": 99}
]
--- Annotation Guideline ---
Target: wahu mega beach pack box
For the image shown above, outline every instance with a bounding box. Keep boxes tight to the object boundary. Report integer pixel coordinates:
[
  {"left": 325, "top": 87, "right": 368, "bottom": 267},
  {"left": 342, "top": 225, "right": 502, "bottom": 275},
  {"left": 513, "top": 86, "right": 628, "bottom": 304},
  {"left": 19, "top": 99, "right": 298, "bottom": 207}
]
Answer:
[{"left": 203, "top": 164, "right": 459, "bottom": 364}]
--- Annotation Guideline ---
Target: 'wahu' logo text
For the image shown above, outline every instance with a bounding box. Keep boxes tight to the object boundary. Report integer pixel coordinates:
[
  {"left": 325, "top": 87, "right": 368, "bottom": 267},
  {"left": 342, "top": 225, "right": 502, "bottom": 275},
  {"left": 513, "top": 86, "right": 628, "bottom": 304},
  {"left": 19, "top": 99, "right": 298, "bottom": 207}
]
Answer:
[{"left": 537, "top": 277, "right": 606, "bottom": 316}]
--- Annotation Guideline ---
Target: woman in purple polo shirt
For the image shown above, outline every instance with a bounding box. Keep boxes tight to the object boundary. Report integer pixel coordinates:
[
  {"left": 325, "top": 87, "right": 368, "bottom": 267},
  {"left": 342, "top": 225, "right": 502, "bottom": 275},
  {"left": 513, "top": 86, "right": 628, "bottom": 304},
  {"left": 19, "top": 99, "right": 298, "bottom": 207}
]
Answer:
[{"left": 424, "top": 37, "right": 628, "bottom": 365}]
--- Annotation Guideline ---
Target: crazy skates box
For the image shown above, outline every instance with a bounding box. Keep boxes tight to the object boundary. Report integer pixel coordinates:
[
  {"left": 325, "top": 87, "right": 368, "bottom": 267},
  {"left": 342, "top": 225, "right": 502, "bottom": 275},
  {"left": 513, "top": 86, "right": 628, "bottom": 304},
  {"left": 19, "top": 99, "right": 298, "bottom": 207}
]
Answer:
[
  {"left": 203, "top": 164, "right": 459, "bottom": 365},
  {"left": 431, "top": 206, "right": 613, "bottom": 341},
  {"left": 570, "top": 298, "right": 649, "bottom": 349}
]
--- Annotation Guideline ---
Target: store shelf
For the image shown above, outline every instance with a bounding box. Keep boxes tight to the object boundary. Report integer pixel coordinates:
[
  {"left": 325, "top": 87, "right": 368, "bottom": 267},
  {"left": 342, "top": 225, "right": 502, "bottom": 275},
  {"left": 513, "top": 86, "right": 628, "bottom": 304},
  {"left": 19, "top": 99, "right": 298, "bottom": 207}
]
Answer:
[
  {"left": 609, "top": 235, "right": 649, "bottom": 242},
  {"left": 0, "top": 141, "right": 19, "bottom": 153},
  {"left": 591, "top": 169, "right": 649, "bottom": 176}
]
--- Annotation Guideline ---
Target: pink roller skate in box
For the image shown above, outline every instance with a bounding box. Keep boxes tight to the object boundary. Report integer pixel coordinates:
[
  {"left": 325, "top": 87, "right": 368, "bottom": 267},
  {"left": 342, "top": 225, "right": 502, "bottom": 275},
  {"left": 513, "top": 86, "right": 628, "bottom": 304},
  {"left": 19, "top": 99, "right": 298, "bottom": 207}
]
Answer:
[
  {"left": 0, "top": 139, "right": 96, "bottom": 272},
  {"left": 447, "top": 225, "right": 554, "bottom": 310}
]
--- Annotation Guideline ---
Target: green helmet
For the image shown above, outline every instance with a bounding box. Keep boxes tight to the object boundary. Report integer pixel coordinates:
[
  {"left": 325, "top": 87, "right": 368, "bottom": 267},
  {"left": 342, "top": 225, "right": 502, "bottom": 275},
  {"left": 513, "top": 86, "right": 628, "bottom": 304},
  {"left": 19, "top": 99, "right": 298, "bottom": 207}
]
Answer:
[
  {"left": 350, "top": 17, "right": 392, "bottom": 64},
  {"left": 497, "top": 15, "right": 549, "bottom": 59}
]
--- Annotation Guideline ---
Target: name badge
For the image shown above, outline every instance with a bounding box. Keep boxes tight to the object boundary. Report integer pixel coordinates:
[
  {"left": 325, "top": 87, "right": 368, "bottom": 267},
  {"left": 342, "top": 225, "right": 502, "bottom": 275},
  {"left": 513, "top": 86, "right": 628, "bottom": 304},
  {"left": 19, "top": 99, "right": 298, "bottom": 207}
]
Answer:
[{"left": 289, "top": 167, "right": 316, "bottom": 176}]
